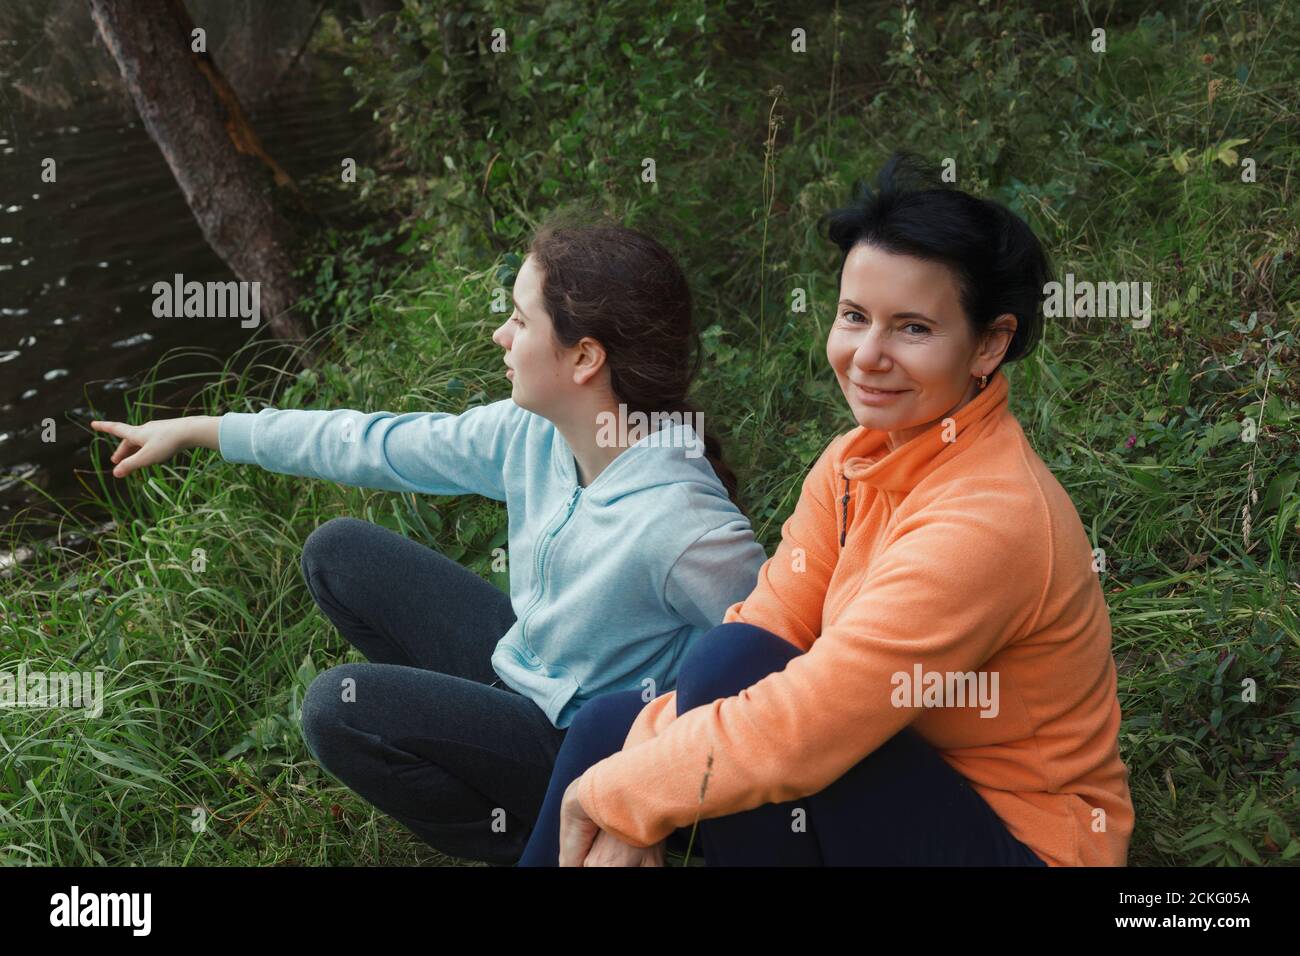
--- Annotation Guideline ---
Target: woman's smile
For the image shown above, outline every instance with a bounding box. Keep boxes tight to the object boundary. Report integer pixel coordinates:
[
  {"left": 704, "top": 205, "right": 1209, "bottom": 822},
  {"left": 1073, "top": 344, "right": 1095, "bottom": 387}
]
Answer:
[{"left": 852, "top": 382, "right": 909, "bottom": 405}]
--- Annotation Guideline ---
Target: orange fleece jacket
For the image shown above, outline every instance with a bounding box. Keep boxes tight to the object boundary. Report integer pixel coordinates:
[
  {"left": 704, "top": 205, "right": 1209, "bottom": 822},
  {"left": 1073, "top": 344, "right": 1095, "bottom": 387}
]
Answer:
[{"left": 577, "top": 368, "right": 1134, "bottom": 866}]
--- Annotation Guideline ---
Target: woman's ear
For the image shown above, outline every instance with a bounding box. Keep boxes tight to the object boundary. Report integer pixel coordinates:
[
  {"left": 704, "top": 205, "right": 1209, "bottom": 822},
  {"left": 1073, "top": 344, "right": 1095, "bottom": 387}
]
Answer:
[{"left": 978, "top": 313, "right": 1018, "bottom": 367}]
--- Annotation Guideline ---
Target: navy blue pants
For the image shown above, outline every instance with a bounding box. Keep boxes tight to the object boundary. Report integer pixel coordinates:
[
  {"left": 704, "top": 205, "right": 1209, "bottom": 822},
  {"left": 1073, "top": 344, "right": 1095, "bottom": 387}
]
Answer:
[{"left": 518, "top": 622, "right": 1049, "bottom": 866}]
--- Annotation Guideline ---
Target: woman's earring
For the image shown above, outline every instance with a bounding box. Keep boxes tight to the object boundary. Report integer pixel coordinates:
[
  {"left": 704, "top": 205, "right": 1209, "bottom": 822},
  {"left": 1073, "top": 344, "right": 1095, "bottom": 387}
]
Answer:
[{"left": 978, "top": 374, "right": 989, "bottom": 390}]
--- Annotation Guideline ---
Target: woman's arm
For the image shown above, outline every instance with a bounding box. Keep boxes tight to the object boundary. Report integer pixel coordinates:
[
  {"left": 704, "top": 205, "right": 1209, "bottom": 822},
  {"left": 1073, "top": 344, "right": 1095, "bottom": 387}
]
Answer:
[{"left": 576, "top": 487, "right": 1050, "bottom": 848}]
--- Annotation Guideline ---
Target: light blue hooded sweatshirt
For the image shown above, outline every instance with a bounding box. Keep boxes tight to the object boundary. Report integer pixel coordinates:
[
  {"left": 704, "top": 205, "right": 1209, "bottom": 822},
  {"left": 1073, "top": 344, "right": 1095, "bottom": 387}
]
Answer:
[{"left": 218, "top": 398, "right": 767, "bottom": 728}]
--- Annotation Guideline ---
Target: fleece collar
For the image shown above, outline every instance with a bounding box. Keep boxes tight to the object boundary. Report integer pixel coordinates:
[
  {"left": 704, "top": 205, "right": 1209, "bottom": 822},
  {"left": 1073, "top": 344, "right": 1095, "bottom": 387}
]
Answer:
[{"left": 840, "top": 368, "right": 1011, "bottom": 492}]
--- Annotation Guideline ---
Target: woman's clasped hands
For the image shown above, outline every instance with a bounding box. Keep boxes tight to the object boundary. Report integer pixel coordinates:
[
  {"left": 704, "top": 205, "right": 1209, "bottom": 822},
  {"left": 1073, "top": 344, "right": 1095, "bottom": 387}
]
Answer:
[{"left": 558, "top": 777, "right": 666, "bottom": 866}]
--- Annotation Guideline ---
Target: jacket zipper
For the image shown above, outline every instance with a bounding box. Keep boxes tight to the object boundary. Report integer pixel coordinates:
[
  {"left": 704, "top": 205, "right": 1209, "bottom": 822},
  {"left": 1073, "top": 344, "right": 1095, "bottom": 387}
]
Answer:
[
  {"left": 840, "top": 473, "right": 851, "bottom": 547},
  {"left": 518, "top": 485, "right": 583, "bottom": 659}
]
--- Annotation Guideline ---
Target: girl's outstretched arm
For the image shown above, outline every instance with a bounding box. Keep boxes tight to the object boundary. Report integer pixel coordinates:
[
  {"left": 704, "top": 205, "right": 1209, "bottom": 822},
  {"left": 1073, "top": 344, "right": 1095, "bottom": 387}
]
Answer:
[
  {"left": 216, "top": 400, "right": 524, "bottom": 499},
  {"left": 94, "top": 400, "right": 525, "bottom": 501}
]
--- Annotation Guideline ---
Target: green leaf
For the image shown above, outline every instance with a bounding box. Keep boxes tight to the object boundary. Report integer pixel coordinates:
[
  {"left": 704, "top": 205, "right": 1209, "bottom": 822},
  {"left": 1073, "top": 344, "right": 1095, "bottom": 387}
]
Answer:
[
  {"left": 1167, "top": 365, "right": 1191, "bottom": 406},
  {"left": 1216, "top": 138, "right": 1250, "bottom": 166},
  {"left": 85, "top": 744, "right": 170, "bottom": 787},
  {"left": 1260, "top": 470, "right": 1298, "bottom": 513},
  {"left": 1181, "top": 827, "right": 1230, "bottom": 851},
  {"left": 1225, "top": 831, "right": 1262, "bottom": 864},
  {"left": 296, "top": 654, "right": 318, "bottom": 689},
  {"left": 1123, "top": 467, "right": 1165, "bottom": 493},
  {"left": 1234, "top": 788, "right": 1256, "bottom": 824},
  {"left": 1192, "top": 846, "right": 1224, "bottom": 866}
]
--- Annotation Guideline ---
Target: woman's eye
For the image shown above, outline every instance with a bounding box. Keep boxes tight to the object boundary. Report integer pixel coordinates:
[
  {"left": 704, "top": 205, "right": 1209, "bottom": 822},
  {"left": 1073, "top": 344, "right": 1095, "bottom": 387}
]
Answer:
[
  {"left": 906, "top": 323, "right": 930, "bottom": 334},
  {"left": 843, "top": 310, "right": 866, "bottom": 323}
]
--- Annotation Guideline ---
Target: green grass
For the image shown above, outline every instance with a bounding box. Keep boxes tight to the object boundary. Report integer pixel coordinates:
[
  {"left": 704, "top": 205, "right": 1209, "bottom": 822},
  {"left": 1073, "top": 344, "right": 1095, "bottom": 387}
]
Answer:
[{"left": 2, "top": 0, "right": 1298, "bottom": 866}]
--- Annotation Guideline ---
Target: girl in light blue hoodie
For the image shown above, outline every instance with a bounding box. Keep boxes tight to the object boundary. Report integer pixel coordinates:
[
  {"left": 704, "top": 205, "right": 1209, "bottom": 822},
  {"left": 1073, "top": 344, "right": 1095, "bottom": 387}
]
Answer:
[{"left": 90, "top": 211, "right": 767, "bottom": 865}]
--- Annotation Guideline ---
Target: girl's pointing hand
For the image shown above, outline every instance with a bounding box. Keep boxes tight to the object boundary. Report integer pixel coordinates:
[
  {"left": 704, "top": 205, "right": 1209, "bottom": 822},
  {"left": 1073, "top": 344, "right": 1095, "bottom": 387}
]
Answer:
[{"left": 89, "top": 417, "right": 208, "bottom": 478}]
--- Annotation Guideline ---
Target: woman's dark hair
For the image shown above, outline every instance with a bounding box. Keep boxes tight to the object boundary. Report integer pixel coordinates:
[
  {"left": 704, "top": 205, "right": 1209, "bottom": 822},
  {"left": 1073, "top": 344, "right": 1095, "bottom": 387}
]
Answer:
[
  {"left": 525, "top": 207, "right": 744, "bottom": 513},
  {"left": 816, "top": 151, "right": 1050, "bottom": 371}
]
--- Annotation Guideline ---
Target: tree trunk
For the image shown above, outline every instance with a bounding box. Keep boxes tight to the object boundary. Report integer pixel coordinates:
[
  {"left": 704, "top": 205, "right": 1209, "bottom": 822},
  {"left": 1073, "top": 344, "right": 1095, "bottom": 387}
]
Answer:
[{"left": 87, "top": 0, "right": 310, "bottom": 345}]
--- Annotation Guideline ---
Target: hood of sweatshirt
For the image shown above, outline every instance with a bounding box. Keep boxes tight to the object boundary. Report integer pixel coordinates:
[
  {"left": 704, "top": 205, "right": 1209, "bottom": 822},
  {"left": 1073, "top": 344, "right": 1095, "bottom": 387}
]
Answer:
[
  {"left": 551, "top": 418, "right": 725, "bottom": 505},
  {"left": 491, "top": 411, "right": 765, "bottom": 727}
]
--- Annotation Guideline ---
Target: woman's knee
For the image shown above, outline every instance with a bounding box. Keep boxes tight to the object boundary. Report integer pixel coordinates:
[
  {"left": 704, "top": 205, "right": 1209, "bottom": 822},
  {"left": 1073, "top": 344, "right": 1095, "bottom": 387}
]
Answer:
[{"left": 676, "top": 623, "right": 802, "bottom": 715}]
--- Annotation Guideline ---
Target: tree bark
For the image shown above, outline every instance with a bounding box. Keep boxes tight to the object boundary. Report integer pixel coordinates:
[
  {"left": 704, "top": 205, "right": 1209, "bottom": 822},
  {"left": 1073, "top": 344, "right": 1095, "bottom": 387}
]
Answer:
[{"left": 87, "top": 0, "right": 310, "bottom": 344}]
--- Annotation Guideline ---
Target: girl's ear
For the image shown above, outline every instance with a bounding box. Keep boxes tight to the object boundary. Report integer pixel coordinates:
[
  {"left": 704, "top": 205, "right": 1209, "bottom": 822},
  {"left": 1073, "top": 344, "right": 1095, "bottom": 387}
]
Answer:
[{"left": 571, "top": 336, "right": 608, "bottom": 386}]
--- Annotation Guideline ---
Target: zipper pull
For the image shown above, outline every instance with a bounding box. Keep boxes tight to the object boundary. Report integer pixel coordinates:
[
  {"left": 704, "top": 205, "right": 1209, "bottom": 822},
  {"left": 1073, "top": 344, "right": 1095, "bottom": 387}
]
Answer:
[
  {"left": 840, "top": 474, "right": 850, "bottom": 547},
  {"left": 558, "top": 484, "right": 580, "bottom": 522}
]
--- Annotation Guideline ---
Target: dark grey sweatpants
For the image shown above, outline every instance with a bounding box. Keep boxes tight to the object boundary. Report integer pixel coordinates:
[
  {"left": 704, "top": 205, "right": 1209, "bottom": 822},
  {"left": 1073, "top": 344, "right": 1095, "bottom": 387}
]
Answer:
[{"left": 298, "top": 516, "right": 567, "bottom": 865}]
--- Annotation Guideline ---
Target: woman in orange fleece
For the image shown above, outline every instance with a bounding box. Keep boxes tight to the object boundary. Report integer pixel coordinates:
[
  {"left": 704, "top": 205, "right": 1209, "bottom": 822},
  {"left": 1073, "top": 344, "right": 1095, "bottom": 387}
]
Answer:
[{"left": 518, "top": 152, "right": 1135, "bottom": 867}]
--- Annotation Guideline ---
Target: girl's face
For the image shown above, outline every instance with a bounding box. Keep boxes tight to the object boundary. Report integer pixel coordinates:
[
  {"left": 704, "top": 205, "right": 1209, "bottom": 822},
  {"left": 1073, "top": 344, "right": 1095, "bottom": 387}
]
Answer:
[
  {"left": 492, "top": 255, "right": 575, "bottom": 417},
  {"left": 826, "top": 243, "right": 1015, "bottom": 449}
]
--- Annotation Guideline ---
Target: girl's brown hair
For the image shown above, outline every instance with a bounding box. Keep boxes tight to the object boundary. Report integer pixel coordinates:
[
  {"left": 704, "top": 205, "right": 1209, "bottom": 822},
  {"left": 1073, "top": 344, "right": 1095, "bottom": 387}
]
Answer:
[{"left": 526, "top": 208, "right": 743, "bottom": 513}]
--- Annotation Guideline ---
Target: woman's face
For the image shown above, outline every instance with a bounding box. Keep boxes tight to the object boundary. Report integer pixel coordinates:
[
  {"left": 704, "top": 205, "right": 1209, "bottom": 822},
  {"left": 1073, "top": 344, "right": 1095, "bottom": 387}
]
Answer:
[
  {"left": 826, "top": 243, "right": 1015, "bottom": 450},
  {"left": 492, "top": 254, "right": 573, "bottom": 416}
]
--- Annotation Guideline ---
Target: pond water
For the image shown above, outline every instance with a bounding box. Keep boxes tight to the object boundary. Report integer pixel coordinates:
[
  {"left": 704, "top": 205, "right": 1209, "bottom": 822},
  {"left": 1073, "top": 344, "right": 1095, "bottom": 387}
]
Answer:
[{"left": 1, "top": 42, "right": 377, "bottom": 542}]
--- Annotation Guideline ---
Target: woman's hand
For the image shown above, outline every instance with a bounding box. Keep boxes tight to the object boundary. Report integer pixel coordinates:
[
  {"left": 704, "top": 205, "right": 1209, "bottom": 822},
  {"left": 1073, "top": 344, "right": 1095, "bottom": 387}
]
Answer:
[
  {"left": 584, "top": 829, "right": 667, "bottom": 867},
  {"left": 90, "top": 416, "right": 219, "bottom": 478},
  {"left": 558, "top": 775, "right": 666, "bottom": 866},
  {"left": 558, "top": 777, "right": 601, "bottom": 866}
]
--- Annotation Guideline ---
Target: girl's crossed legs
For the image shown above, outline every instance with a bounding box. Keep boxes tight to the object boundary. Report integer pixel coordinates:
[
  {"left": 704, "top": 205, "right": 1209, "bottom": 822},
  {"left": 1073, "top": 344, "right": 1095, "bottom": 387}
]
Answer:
[{"left": 297, "top": 517, "right": 566, "bottom": 865}]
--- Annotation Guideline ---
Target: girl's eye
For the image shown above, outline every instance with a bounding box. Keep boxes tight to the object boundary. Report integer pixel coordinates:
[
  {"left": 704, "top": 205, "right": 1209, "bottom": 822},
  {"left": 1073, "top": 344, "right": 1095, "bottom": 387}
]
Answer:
[
  {"left": 843, "top": 310, "right": 866, "bottom": 324},
  {"left": 906, "top": 323, "right": 930, "bottom": 335}
]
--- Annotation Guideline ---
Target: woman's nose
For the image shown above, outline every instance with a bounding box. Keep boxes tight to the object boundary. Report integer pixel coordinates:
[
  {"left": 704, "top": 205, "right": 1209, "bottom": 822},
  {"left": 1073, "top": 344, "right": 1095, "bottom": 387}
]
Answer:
[{"left": 852, "top": 330, "right": 892, "bottom": 370}]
